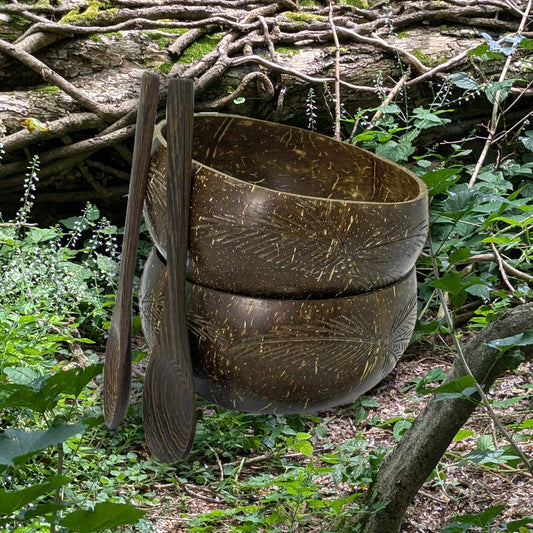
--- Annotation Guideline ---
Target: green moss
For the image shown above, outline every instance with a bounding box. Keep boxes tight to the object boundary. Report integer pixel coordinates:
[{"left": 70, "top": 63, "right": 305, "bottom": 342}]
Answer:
[
  {"left": 282, "top": 11, "right": 324, "bottom": 23},
  {"left": 33, "top": 85, "right": 60, "bottom": 94},
  {"left": 298, "top": 0, "right": 318, "bottom": 5},
  {"left": 411, "top": 48, "right": 443, "bottom": 68},
  {"left": 339, "top": 0, "right": 369, "bottom": 8},
  {"left": 59, "top": 1, "right": 117, "bottom": 24},
  {"left": 440, "top": 25, "right": 448, "bottom": 32},
  {"left": 397, "top": 31, "right": 409, "bottom": 39},
  {"left": 146, "top": 28, "right": 187, "bottom": 49},
  {"left": 156, "top": 61, "right": 174, "bottom": 74},
  {"left": 276, "top": 45, "right": 298, "bottom": 56},
  {"left": 178, "top": 33, "right": 223, "bottom": 63}
]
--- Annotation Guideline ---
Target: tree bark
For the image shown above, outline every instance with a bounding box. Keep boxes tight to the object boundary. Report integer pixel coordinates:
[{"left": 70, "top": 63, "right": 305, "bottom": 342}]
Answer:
[
  {"left": 365, "top": 302, "right": 533, "bottom": 533},
  {"left": 0, "top": 0, "right": 532, "bottom": 217}
]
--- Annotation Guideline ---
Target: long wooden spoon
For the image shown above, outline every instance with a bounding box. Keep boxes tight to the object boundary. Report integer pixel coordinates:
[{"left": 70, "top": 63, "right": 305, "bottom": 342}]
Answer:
[
  {"left": 142, "top": 78, "right": 196, "bottom": 462},
  {"left": 104, "top": 71, "right": 160, "bottom": 429}
]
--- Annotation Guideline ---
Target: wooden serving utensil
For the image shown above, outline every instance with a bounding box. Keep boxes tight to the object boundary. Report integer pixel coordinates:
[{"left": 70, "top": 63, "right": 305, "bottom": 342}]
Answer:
[
  {"left": 142, "top": 78, "right": 196, "bottom": 462},
  {"left": 104, "top": 71, "right": 160, "bottom": 429}
]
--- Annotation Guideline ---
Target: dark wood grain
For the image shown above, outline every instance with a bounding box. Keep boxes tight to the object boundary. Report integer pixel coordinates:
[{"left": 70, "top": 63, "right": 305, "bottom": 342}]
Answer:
[
  {"left": 143, "top": 78, "right": 196, "bottom": 462},
  {"left": 104, "top": 71, "right": 160, "bottom": 429}
]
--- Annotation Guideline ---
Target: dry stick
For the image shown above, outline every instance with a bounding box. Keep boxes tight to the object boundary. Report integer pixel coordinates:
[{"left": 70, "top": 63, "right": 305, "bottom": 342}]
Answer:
[
  {"left": 463, "top": 253, "right": 533, "bottom": 282},
  {"left": 231, "top": 54, "right": 382, "bottom": 92},
  {"left": 468, "top": 0, "right": 533, "bottom": 188},
  {"left": 490, "top": 242, "right": 527, "bottom": 303},
  {"left": 0, "top": 124, "right": 135, "bottom": 179},
  {"left": 2, "top": 113, "right": 105, "bottom": 154},
  {"left": 328, "top": 2, "right": 342, "bottom": 140},
  {"left": 0, "top": 38, "right": 124, "bottom": 122},
  {"left": 336, "top": 27, "right": 430, "bottom": 75},
  {"left": 366, "top": 72, "right": 409, "bottom": 128},
  {"left": 198, "top": 71, "right": 274, "bottom": 109},
  {"left": 429, "top": 235, "right": 533, "bottom": 476},
  {"left": 259, "top": 15, "right": 277, "bottom": 59}
]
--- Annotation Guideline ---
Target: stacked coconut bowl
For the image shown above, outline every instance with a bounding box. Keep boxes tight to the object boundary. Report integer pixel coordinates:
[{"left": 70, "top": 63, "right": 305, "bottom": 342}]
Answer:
[{"left": 140, "top": 114, "right": 428, "bottom": 415}]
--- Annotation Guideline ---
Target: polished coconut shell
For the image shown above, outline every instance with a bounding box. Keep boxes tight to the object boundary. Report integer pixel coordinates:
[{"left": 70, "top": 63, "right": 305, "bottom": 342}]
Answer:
[
  {"left": 145, "top": 114, "right": 428, "bottom": 299},
  {"left": 140, "top": 248, "right": 417, "bottom": 414}
]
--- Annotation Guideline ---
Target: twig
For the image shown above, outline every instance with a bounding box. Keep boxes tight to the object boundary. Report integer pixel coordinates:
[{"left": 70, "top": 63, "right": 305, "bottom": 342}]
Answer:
[
  {"left": 198, "top": 71, "right": 274, "bottom": 110},
  {"left": 490, "top": 243, "right": 527, "bottom": 303},
  {"left": 183, "top": 484, "right": 225, "bottom": 504},
  {"left": 462, "top": 253, "right": 533, "bottom": 282},
  {"left": 468, "top": 0, "right": 533, "bottom": 188},
  {"left": 0, "top": 38, "right": 127, "bottom": 122},
  {"left": 328, "top": 2, "right": 341, "bottom": 139},
  {"left": 2, "top": 113, "right": 105, "bottom": 154},
  {"left": 366, "top": 72, "right": 409, "bottom": 128},
  {"left": 428, "top": 235, "right": 533, "bottom": 476},
  {"left": 231, "top": 54, "right": 383, "bottom": 92}
]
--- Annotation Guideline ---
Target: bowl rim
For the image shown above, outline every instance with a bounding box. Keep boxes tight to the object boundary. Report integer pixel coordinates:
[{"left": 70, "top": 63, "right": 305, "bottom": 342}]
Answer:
[
  {"left": 151, "top": 113, "right": 428, "bottom": 207},
  {"left": 148, "top": 247, "right": 417, "bottom": 305}
]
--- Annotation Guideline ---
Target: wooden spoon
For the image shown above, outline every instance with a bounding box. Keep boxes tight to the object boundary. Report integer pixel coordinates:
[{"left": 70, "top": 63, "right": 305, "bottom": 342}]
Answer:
[
  {"left": 104, "top": 71, "right": 160, "bottom": 429},
  {"left": 142, "top": 78, "right": 196, "bottom": 462}
]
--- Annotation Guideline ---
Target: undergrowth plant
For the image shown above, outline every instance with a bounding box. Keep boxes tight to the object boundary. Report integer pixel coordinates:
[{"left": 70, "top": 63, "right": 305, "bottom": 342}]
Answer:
[{"left": 0, "top": 27, "right": 532, "bottom": 533}]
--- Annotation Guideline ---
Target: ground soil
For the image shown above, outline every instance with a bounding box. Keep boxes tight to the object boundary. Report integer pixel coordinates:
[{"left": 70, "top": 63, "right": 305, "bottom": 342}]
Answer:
[{"left": 141, "top": 340, "right": 533, "bottom": 533}]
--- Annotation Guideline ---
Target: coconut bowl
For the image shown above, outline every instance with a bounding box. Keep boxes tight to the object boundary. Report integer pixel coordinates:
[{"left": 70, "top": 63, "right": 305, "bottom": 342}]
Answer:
[
  {"left": 144, "top": 114, "right": 428, "bottom": 298},
  {"left": 140, "top": 248, "right": 417, "bottom": 414}
]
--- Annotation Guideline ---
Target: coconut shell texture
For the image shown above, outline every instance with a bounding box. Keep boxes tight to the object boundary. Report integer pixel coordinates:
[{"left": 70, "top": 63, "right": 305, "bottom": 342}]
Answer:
[
  {"left": 145, "top": 114, "right": 428, "bottom": 298},
  {"left": 140, "top": 249, "right": 418, "bottom": 414}
]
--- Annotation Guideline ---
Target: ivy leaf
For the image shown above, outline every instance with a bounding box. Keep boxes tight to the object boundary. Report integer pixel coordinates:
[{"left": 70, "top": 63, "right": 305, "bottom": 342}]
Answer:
[
  {"left": 519, "top": 130, "right": 533, "bottom": 151},
  {"left": 449, "top": 72, "right": 480, "bottom": 90},
  {"left": 0, "top": 421, "right": 88, "bottom": 466},
  {"left": 0, "top": 475, "right": 70, "bottom": 516},
  {"left": 485, "top": 79, "right": 515, "bottom": 104},
  {"left": 486, "top": 330, "right": 533, "bottom": 349},
  {"left": 59, "top": 502, "right": 146, "bottom": 533},
  {"left": 421, "top": 167, "right": 461, "bottom": 196},
  {"left": 430, "top": 272, "right": 464, "bottom": 295},
  {"left": 442, "top": 505, "right": 505, "bottom": 532}
]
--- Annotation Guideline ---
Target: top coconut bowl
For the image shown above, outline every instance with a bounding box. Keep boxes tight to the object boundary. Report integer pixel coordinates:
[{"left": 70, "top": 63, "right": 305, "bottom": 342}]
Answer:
[{"left": 145, "top": 114, "right": 428, "bottom": 298}]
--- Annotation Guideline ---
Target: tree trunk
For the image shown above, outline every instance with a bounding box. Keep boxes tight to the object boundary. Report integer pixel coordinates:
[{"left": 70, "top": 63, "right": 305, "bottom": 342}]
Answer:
[
  {"left": 1, "top": 0, "right": 532, "bottom": 220},
  {"left": 365, "top": 302, "right": 533, "bottom": 533}
]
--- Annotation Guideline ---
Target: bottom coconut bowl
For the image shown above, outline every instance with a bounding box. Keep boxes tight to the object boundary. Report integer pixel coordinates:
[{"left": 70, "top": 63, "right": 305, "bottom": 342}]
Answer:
[{"left": 140, "top": 249, "right": 417, "bottom": 414}]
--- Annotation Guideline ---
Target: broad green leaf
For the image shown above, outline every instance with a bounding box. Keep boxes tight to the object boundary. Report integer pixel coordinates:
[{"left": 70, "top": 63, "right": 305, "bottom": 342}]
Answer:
[
  {"left": 486, "top": 330, "right": 533, "bottom": 349},
  {"left": 519, "top": 130, "right": 533, "bottom": 151},
  {"left": 465, "top": 283, "right": 491, "bottom": 300},
  {"left": 0, "top": 475, "right": 69, "bottom": 516},
  {"left": 433, "top": 375, "right": 477, "bottom": 395},
  {"left": 448, "top": 247, "right": 471, "bottom": 265},
  {"left": 290, "top": 439, "right": 313, "bottom": 457},
  {"left": 443, "top": 505, "right": 505, "bottom": 531},
  {"left": 430, "top": 272, "right": 464, "bottom": 295},
  {"left": 0, "top": 421, "right": 88, "bottom": 466},
  {"left": 485, "top": 79, "right": 515, "bottom": 104},
  {"left": 375, "top": 139, "right": 415, "bottom": 163},
  {"left": 467, "top": 43, "right": 489, "bottom": 57},
  {"left": 1, "top": 365, "right": 102, "bottom": 413},
  {"left": 59, "top": 502, "right": 145, "bottom": 533},
  {"left": 505, "top": 517, "right": 533, "bottom": 532},
  {"left": 453, "top": 429, "right": 474, "bottom": 442},
  {"left": 449, "top": 72, "right": 480, "bottom": 90},
  {"left": 393, "top": 419, "right": 412, "bottom": 441},
  {"left": 421, "top": 167, "right": 461, "bottom": 196}
]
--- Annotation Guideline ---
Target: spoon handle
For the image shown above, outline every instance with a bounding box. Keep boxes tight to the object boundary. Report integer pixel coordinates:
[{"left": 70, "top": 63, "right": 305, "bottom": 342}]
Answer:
[
  {"left": 143, "top": 78, "right": 196, "bottom": 462},
  {"left": 104, "top": 71, "right": 160, "bottom": 429}
]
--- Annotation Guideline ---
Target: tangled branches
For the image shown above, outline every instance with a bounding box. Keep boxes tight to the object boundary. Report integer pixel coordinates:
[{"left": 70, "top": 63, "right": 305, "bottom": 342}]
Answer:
[{"left": 0, "top": 0, "right": 530, "bottom": 207}]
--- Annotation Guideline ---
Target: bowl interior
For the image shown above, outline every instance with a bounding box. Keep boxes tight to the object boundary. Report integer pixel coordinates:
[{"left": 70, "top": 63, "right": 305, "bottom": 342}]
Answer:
[{"left": 158, "top": 114, "right": 424, "bottom": 204}]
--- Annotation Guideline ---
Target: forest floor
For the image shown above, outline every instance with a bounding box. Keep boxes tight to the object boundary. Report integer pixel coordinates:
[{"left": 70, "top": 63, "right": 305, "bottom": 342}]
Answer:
[{"left": 135, "top": 340, "right": 533, "bottom": 533}]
